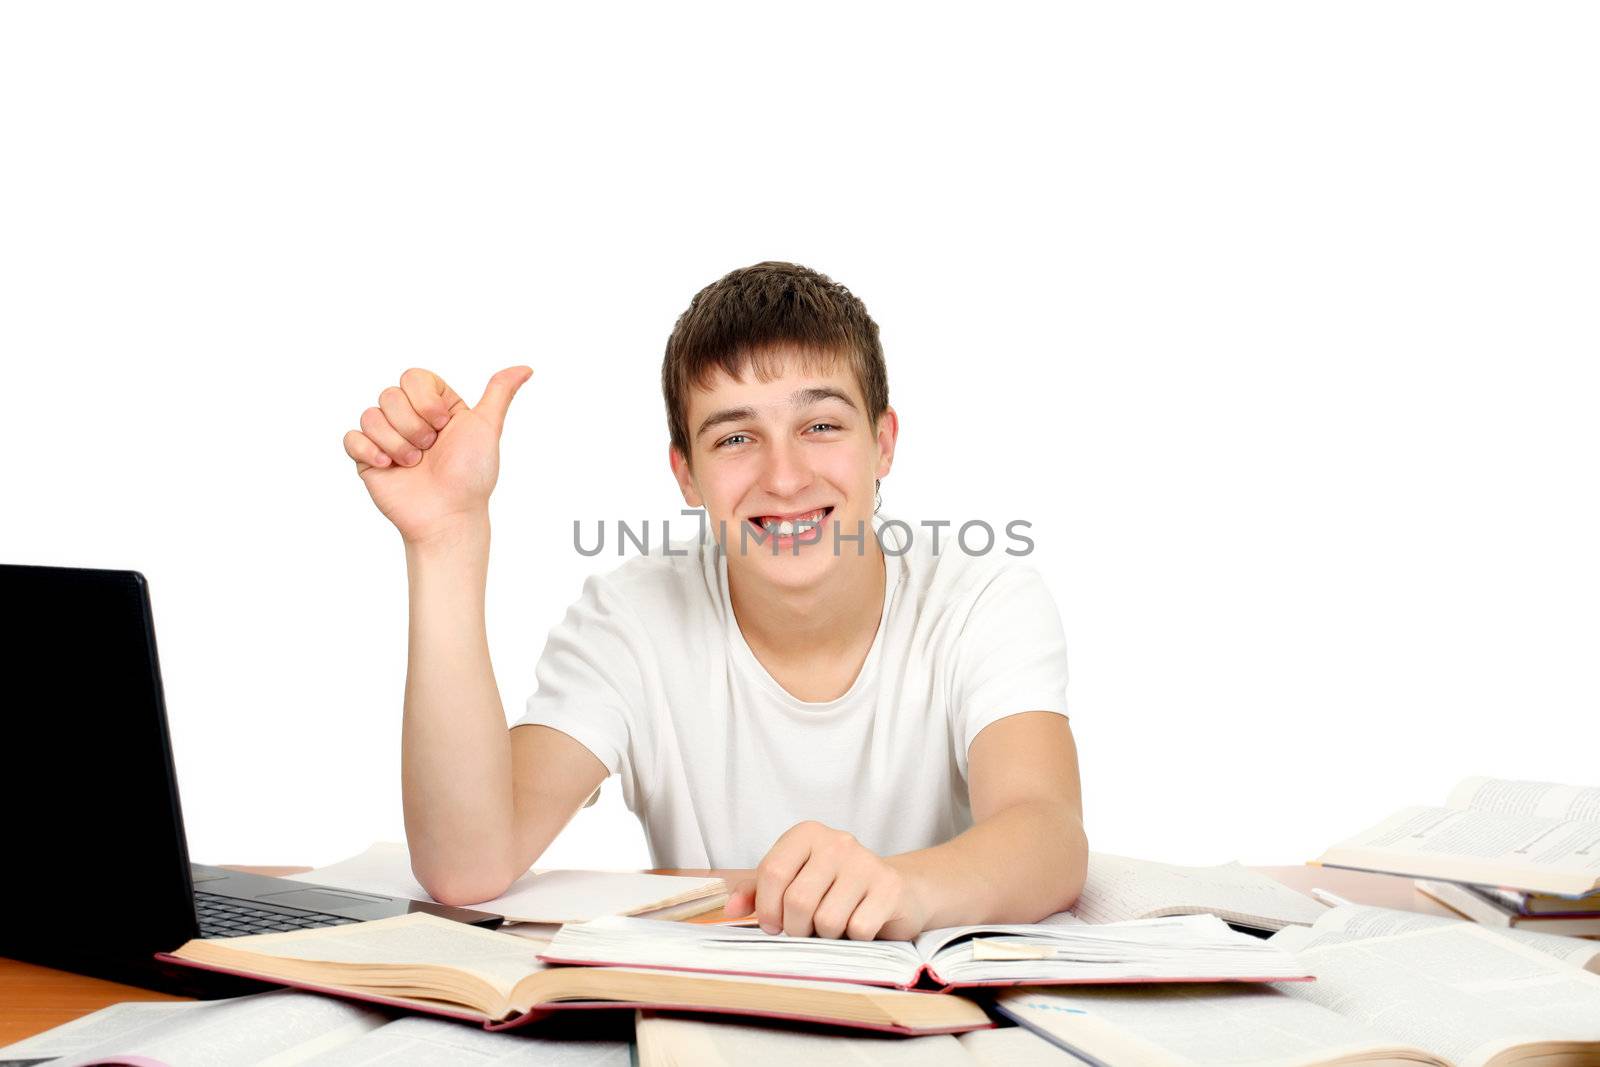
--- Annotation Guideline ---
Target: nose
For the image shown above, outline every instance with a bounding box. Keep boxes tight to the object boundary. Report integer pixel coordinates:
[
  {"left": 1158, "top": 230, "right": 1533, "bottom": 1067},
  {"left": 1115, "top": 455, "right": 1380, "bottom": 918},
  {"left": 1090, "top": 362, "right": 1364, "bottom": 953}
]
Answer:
[{"left": 760, "top": 436, "right": 813, "bottom": 500}]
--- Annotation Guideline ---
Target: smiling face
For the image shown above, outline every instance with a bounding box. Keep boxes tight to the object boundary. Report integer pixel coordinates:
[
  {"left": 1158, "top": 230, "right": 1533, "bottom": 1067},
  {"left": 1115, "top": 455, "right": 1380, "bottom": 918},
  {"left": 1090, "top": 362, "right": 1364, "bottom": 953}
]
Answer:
[{"left": 670, "top": 349, "right": 897, "bottom": 591}]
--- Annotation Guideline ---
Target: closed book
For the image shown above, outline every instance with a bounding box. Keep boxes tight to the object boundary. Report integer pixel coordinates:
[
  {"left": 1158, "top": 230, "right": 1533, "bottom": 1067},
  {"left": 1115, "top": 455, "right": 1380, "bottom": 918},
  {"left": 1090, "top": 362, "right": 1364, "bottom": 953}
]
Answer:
[
  {"left": 1475, "top": 883, "right": 1600, "bottom": 917},
  {"left": 1413, "top": 879, "right": 1600, "bottom": 940}
]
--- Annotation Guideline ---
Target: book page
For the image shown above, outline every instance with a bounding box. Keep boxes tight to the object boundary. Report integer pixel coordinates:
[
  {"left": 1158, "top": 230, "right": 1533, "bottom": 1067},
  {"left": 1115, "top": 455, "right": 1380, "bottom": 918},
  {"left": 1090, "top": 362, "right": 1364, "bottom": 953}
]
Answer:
[
  {"left": 915, "top": 910, "right": 1196, "bottom": 962},
  {"left": 996, "top": 984, "right": 1434, "bottom": 1067},
  {"left": 956, "top": 1026, "right": 1088, "bottom": 1066},
  {"left": 920, "top": 914, "right": 1310, "bottom": 986},
  {"left": 496, "top": 921, "right": 561, "bottom": 946},
  {"left": 296, "top": 1015, "right": 631, "bottom": 1065},
  {"left": 1070, "top": 854, "right": 1324, "bottom": 929},
  {"left": 1318, "top": 805, "right": 1600, "bottom": 895},
  {"left": 635, "top": 1012, "right": 979, "bottom": 1066},
  {"left": 221, "top": 912, "right": 547, "bottom": 995},
  {"left": 36, "top": 991, "right": 388, "bottom": 1067},
  {"left": 1273, "top": 923, "right": 1600, "bottom": 1066},
  {"left": 290, "top": 841, "right": 724, "bottom": 923},
  {"left": 1277, "top": 902, "right": 1600, "bottom": 971},
  {"left": 543, "top": 915, "right": 923, "bottom": 986},
  {"left": 0, "top": 1001, "right": 196, "bottom": 1064},
  {"left": 1447, "top": 777, "right": 1600, "bottom": 822}
]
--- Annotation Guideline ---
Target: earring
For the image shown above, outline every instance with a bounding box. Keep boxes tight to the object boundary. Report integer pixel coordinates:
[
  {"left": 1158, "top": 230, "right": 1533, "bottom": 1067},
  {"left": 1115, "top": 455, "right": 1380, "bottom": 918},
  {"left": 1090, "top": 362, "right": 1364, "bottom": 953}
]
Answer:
[{"left": 874, "top": 478, "right": 882, "bottom": 515}]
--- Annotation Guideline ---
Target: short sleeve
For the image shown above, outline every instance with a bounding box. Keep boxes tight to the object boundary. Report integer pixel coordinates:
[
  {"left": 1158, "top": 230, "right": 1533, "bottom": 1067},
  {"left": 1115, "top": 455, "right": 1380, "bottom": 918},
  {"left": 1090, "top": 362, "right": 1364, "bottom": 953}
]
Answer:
[
  {"left": 513, "top": 573, "right": 645, "bottom": 782},
  {"left": 948, "top": 565, "right": 1070, "bottom": 779}
]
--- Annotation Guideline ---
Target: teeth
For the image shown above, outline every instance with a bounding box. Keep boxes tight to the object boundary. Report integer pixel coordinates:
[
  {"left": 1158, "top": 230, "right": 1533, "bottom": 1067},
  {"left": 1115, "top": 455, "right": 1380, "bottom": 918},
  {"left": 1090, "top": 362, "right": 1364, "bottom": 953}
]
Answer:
[{"left": 759, "top": 509, "right": 826, "bottom": 536}]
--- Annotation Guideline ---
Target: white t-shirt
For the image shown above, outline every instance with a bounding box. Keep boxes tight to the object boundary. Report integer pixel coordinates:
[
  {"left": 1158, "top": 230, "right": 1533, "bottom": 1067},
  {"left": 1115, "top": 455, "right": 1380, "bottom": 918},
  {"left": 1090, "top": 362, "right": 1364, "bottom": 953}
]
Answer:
[{"left": 514, "top": 518, "right": 1070, "bottom": 868}]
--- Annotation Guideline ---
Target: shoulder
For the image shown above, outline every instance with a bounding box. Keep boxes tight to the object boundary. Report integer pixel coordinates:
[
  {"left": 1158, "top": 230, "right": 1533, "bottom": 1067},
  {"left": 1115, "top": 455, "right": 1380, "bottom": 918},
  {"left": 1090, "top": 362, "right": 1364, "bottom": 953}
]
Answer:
[
  {"left": 885, "top": 517, "right": 1054, "bottom": 622},
  {"left": 570, "top": 535, "right": 722, "bottom": 630},
  {"left": 883, "top": 522, "right": 1070, "bottom": 747}
]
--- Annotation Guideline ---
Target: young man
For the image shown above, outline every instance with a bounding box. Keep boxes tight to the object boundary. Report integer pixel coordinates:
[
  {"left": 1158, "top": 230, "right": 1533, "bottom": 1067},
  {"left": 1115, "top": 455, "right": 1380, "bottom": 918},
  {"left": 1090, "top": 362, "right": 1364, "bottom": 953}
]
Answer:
[{"left": 342, "top": 262, "right": 1087, "bottom": 940}]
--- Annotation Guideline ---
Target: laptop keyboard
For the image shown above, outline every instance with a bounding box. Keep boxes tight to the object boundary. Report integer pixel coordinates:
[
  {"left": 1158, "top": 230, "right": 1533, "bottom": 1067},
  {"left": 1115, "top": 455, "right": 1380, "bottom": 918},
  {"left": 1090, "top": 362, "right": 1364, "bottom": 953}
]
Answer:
[{"left": 195, "top": 891, "right": 361, "bottom": 938}]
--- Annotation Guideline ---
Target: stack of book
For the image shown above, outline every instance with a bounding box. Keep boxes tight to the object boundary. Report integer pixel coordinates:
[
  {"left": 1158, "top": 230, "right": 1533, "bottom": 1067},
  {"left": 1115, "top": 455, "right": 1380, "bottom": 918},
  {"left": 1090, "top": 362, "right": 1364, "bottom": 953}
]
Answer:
[{"left": 1414, "top": 879, "right": 1600, "bottom": 936}]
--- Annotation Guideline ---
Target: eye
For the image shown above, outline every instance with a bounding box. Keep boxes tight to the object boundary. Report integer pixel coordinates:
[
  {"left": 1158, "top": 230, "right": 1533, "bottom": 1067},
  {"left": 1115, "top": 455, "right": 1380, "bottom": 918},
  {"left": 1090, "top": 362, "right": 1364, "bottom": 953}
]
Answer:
[
  {"left": 716, "top": 433, "right": 751, "bottom": 449},
  {"left": 806, "top": 422, "right": 841, "bottom": 434}
]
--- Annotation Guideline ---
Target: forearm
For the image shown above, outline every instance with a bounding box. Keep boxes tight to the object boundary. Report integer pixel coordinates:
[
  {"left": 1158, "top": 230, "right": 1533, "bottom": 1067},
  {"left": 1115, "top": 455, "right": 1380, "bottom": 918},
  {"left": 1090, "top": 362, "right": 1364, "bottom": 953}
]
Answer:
[
  {"left": 400, "top": 514, "right": 516, "bottom": 902},
  {"left": 890, "top": 800, "right": 1088, "bottom": 930}
]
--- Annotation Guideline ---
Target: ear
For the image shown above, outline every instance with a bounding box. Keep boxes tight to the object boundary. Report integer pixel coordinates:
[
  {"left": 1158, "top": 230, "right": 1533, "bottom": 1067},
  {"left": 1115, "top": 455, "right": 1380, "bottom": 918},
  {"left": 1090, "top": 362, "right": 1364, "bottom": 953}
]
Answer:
[
  {"left": 669, "top": 443, "right": 703, "bottom": 507},
  {"left": 873, "top": 406, "right": 900, "bottom": 480}
]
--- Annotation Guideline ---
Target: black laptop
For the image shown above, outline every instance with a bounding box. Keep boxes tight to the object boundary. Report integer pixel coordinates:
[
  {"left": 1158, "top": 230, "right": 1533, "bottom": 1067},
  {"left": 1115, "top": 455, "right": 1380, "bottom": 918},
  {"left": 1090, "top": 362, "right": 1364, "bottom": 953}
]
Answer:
[{"left": 0, "top": 563, "right": 501, "bottom": 995}]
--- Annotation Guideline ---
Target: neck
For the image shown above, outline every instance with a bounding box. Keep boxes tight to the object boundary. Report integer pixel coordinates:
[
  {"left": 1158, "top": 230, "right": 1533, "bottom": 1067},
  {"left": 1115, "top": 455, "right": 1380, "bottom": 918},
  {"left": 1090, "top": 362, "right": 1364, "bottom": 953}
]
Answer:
[{"left": 727, "top": 537, "right": 887, "bottom": 665}]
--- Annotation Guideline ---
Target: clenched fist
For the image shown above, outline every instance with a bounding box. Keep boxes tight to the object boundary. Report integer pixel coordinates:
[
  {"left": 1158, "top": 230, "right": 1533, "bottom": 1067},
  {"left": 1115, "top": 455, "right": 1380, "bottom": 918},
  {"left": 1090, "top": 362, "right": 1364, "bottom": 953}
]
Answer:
[{"left": 342, "top": 366, "right": 532, "bottom": 545}]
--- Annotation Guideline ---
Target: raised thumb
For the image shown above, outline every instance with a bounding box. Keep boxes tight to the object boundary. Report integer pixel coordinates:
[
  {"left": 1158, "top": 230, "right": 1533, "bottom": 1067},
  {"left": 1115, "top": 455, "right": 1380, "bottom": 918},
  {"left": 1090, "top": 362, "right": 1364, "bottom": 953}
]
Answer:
[{"left": 474, "top": 365, "right": 533, "bottom": 433}]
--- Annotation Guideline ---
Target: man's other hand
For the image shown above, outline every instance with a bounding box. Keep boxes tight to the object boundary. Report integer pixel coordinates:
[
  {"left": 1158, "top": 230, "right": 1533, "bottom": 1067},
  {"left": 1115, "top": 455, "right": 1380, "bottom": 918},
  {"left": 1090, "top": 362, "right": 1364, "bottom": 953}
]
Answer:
[{"left": 725, "top": 821, "right": 931, "bottom": 941}]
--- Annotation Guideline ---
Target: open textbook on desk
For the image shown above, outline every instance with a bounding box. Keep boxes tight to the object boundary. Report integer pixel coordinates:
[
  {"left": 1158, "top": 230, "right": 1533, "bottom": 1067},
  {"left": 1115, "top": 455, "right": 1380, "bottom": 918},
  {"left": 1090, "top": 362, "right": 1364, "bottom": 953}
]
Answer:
[
  {"left": 1070, "top": 853, "right": 1325, "bottom": 931},
  {"left": 289, "top": 842, "right": 727, "bottom": 924},
  {"left": 539, "top": 911, "right": 1311, "bottom": 990},
  {"left": 155, "top": 907, "right": 1309, "bottom": 1035},
  {"left": 0, "top": 990, "right": 632, "bottom": 1067},
  {"left": 1315, "top": 776, "right": 1600, "bottom": 896},
  {"left": 155, "top": 912, "right": 992, "bottom": 1036},
  {"left": 0, "top": 993, "right": 1068, "bottom": 1067},
  {"left": 634, "top": 1012, "right": 1073, "bottom": 1067},
  {"left": 998, "top": 902, "right": 1600, "bottom": 1067}
]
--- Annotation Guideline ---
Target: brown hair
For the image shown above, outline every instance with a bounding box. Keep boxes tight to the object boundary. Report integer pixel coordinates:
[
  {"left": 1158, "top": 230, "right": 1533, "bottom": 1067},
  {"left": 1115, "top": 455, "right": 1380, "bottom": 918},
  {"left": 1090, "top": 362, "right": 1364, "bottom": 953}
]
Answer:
[{"left": 662, "top": 261, "right": 888, "bottom": 459}]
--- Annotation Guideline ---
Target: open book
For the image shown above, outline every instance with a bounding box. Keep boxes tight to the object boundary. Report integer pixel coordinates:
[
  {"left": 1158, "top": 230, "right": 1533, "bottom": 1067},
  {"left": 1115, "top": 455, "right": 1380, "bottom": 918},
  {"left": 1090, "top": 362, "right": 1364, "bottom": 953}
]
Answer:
[
  {"left": 0, "top": 989, "right": 632, "bottom": 1067},
  {"left": 154, "top": 912, "right": 991, "bottom": 1036},
  {"left": 635, "top": 1011, "right": 1077, "bottom": 1067},
  {"left": 539, "top": 912, "right": 1312, "bottom": 991},
  {"left": 1313, "top": 776, "right": 1600, "bottom": 896},
  {"left": 1072, "top": 853, "right": 1325, "bottom": 931},
  {"left": 289, "top": 841, "right": 727, "bottom": 924},
  {"left": 1288, "top": 900, "right": 1600, "bottom": 979},
  {"left": 997, "top": 902, "right": 1600, "bottom": 1067},
  {"left": 1286, "top": 900, "right": 1600, "bottom": 973}
]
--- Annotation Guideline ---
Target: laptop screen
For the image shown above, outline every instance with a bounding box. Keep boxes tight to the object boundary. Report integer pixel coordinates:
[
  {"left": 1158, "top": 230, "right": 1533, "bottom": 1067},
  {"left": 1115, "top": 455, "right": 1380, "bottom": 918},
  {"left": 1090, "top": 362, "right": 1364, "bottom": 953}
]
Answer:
[{"left": 0, "top": 564, "right": 200, "bottom": 979}]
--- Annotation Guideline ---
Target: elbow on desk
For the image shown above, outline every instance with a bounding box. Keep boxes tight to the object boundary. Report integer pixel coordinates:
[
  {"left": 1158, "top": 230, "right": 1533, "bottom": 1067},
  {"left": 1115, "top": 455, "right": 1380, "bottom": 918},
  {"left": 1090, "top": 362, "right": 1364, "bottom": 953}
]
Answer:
[
  {"left": 1051, "top": 815, "right": 1090, "bottom": 915},
  {"left": 414, "top": 863, "right": 516, "bottom": 908}
]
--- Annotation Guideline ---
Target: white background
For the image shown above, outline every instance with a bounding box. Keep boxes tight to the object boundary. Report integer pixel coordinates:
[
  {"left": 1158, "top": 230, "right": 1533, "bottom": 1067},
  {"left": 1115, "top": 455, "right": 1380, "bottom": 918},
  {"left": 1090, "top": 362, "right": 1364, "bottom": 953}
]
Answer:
[{"left": 3, "top": 3, "right": 1596, "bottom": 877}]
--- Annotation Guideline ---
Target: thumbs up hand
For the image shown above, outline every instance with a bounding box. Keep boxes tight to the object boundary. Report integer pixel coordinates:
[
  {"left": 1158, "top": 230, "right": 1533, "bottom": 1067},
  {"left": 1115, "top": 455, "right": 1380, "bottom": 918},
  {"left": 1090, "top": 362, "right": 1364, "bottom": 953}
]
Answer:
[{"left": 342, "top": 366, "right": 533, "bottom": 545}]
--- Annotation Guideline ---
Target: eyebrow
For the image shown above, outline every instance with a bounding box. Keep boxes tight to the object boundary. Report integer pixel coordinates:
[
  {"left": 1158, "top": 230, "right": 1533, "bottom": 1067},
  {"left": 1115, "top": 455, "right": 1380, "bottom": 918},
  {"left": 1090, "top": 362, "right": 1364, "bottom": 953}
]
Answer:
[{"left": 695, "top": 387, "right": 859, "bottom": 439}]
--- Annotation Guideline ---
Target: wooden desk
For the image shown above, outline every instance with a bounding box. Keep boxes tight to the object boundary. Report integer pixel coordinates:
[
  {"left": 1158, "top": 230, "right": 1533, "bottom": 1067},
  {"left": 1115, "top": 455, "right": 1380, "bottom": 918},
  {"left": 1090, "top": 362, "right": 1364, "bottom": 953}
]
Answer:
[{"left": 0, "top": 864, "right": 1450, "bottom": 1046}]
